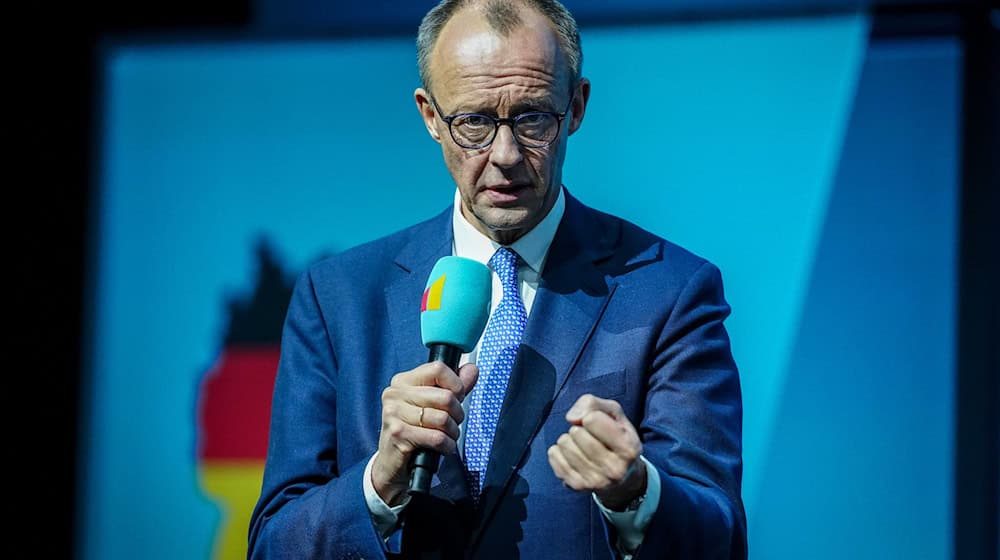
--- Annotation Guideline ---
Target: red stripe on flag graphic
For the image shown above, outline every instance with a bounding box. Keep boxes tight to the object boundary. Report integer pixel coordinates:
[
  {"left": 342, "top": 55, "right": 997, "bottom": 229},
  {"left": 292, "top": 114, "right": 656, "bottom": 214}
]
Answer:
[{"left": 197, "top": 347, "right": 280, "bottom": 460}]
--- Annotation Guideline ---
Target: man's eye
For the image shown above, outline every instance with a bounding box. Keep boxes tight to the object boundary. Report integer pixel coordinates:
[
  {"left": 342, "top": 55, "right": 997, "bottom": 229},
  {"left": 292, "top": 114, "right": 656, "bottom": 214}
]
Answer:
[
  {"left": 461, "top": 115, "right": 492, "bottom": 128},
  {"left": 517, "top": 113, "right": 548, "bottom": 126}
]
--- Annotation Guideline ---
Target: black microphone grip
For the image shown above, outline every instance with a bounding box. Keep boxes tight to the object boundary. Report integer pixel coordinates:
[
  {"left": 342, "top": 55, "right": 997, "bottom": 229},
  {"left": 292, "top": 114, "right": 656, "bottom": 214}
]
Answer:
[{"left": 408, "top": 343, "right": 463, "bottom": 495}]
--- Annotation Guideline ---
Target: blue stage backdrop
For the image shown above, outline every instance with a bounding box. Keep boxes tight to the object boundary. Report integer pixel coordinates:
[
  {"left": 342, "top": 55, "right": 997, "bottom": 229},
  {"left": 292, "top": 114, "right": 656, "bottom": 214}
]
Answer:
[{"left": 82, "top": 13, "right": 960, "bottom": 560}]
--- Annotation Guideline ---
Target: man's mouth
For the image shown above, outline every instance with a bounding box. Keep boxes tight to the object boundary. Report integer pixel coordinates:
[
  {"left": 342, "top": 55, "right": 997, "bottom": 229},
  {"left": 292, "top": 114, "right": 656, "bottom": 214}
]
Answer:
[{"left": 481, "top": 183, "right": 530, "bottom": 204}]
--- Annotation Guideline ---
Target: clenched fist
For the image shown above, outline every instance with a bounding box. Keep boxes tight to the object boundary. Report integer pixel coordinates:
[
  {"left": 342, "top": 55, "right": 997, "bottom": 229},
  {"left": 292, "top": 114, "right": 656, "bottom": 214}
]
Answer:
[{"left": 547, "top": 394, "right": 646, "bottom": 510}]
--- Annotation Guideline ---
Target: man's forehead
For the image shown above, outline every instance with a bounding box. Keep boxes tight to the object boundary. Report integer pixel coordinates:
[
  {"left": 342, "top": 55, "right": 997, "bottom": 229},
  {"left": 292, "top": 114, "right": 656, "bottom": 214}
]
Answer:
[
  {"left": 448, "top": 30, "right": 508, "bottom": 71},
  {"left": 428, "top": 6, "right": 566, "bottom": 91}
]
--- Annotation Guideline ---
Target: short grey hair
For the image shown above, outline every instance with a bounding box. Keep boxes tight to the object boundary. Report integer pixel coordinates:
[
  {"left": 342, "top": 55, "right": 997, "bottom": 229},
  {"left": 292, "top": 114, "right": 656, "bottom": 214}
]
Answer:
[{"left": 416, "top": 0, "right": 583, "bottom": 92}]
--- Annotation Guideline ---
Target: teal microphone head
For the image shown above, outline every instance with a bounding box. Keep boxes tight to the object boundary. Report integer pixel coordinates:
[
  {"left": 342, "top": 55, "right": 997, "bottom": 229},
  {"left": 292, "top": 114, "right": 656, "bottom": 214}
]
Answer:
[{"left": 420, "top": 256, "right": 492, "bottom": 352}]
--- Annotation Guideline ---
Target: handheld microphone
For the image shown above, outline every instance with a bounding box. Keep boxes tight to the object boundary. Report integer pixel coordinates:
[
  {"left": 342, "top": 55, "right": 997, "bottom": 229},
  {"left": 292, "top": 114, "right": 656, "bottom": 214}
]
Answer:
[{"left": 408, "top": 256, "right": 491, "bottom": 496}]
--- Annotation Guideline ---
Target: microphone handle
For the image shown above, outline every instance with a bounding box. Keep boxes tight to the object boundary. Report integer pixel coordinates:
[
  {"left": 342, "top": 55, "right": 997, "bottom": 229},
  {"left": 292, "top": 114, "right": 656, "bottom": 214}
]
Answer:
[{"left": 408, "top": 343, "right": 463, "bottom": 495}]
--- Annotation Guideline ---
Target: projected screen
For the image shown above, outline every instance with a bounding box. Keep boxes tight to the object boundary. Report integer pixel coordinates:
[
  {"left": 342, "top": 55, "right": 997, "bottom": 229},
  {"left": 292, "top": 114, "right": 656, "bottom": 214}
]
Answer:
[{"left": 83, "top": 16, "right": 960, "bottom": 560}]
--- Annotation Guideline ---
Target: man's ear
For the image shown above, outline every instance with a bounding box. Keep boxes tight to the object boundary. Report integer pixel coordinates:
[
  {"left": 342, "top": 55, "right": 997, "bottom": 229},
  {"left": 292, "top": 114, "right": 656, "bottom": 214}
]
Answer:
[
  {"left": 414, "top": 88, "right": 443, "bottom": 143},
  {"left": 568, "top": 77, "right": 591, "bottom": 136}
]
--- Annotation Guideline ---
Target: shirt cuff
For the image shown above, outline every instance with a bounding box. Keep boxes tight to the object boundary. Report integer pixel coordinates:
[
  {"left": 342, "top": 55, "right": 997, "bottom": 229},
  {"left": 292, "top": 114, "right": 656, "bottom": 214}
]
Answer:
[
  {"left": 363, "top": 452, "right": 411, "bottom": 540},
  {"left": 593, "top": 455, "right": 661, "bottom": 557}
]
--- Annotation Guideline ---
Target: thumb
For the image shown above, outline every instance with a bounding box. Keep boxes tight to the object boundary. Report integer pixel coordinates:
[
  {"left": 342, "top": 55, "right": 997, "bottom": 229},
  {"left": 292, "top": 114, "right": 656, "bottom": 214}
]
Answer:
[{"left": 457, "top": 363, "right": 479, "bottom": 401}]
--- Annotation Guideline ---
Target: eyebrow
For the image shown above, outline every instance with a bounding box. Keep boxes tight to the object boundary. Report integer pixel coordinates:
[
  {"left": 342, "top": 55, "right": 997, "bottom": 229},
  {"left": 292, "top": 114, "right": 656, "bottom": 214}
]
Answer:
[
  {"left": 448, "top": 97, "right": 558, "bottom": 116},
  {"left": 509, "top": 98, "right": 558, "bottom": 114}
]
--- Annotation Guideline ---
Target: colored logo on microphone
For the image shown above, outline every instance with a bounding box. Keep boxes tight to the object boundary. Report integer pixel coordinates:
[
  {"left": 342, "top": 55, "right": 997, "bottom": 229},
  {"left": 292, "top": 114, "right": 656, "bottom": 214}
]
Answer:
[{"left": 421, "top": 274, "right": 446, "bottom": 312}]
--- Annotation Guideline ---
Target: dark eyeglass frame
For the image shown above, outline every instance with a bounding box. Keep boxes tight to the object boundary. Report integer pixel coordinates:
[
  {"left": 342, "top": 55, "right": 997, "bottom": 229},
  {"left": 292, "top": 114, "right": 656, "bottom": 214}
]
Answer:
[{"left": 429, "top": 95, "right": 574, "bottom": 150}]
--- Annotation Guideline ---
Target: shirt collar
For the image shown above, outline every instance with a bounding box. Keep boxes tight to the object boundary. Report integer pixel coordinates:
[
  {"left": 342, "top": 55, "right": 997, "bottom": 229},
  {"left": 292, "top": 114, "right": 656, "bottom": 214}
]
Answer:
[{"left": 452, "top": 186, "right": 566, "bottom": 274}]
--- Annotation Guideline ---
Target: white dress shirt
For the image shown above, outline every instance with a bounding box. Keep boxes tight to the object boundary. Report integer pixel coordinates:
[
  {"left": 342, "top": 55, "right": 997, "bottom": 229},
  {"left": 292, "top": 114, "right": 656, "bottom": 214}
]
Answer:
[{"left": 363, "top": 187, "right": 660, "bottom": 557}]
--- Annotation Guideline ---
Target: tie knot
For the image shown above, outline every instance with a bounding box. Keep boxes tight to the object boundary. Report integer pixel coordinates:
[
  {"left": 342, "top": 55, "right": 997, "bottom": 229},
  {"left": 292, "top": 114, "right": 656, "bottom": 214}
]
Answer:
[{"left": 489, "top": 247, "right": 520, "bottom": 288}]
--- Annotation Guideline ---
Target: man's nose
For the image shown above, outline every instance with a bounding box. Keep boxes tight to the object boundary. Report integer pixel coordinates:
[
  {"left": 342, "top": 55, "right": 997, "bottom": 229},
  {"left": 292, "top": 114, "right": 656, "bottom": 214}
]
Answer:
[{"left": 488, "top": 124, "right": 524, "bottom": 168}]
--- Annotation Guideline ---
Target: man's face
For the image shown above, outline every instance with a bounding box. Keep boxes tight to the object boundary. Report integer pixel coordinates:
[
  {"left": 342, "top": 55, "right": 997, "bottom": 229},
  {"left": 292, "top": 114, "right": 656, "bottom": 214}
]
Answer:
[{"left": 416, "top": 8, "right": 590, "bottom": 245}]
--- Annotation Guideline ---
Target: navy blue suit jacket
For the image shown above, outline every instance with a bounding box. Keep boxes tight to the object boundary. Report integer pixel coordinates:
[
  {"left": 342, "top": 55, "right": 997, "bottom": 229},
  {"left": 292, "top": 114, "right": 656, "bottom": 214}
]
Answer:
[{"left": 248, "top": 192, "right": 747, "bottom": 559}]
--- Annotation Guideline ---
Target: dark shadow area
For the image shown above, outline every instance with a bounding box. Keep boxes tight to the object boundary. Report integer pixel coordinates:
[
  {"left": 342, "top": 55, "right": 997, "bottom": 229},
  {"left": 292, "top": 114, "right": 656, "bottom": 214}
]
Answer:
[
  {"left": 954, "top": 5, "right": 1000, "bottom": 560},
  {"left": 223, "top": 238, "right": 295, "bottom": 346},
  {"left": 11, "top": 3, "right": 250, "bottom": 557}
]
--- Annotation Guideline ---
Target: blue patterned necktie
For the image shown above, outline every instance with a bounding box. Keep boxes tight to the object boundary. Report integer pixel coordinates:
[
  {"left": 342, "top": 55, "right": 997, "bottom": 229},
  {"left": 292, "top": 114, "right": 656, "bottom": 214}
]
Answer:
[{"left": 464, "top": 247, "right": 527, "bottom": 500}]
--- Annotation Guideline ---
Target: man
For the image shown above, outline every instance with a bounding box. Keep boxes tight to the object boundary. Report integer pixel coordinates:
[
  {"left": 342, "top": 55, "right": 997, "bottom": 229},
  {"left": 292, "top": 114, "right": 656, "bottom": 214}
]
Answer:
[{"left": 248, "top": 1, "right": 746, "bottom": 558}]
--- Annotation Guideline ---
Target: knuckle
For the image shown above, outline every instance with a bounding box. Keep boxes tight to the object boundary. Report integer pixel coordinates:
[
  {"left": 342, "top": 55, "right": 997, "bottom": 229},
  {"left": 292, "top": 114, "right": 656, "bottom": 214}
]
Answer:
[
  {"left": 427, "top": 430, "right": 449, "bottom": 449},
  {"left": 596, "top": 471, "right": 613, "bottom": 487},
  {"left": 386, "top": 419, "right": 405, "bottom": 438},
  {"left": 620, "top": 439, "right": 640, "bottom": 461},
  {"left": 381, "top": 401, "right": 398, "bottom": 418},
  {"left": 608, "top": 399, "right": 623, "bottom": 414},
  {"left": 624, "top": 446, "right": 640, "bottom": 463},
  {"left": 606, "top": 463, "right": 627, "bottom": 482},
  {"left": 568, "top": 477, "right": 588, "bottom": 492},
  {"left": 427, "top": 361, "right": 449, "bottom": 378},
  {"left": 430, "top": 390, "right": 453, "bottom": 410},
  {"left": 583, "top": 472, "right": 602, "bottom": 488}
]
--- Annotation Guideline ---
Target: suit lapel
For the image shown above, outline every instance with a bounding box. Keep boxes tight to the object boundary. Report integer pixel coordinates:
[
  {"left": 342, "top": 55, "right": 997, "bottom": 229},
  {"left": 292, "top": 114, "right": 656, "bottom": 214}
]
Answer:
[
  {"left": 474, "top": 193, "right": 620, "bottom": 537},
  {"left": 384, "top": 208, "right": 452, "bottom": 382}
]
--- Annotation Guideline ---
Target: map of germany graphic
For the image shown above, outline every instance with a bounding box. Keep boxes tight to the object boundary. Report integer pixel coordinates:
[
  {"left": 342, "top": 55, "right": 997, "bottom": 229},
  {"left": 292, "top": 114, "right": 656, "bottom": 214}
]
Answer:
[{"left": 195, "top": 241, "right": 297, "bottom": 560}]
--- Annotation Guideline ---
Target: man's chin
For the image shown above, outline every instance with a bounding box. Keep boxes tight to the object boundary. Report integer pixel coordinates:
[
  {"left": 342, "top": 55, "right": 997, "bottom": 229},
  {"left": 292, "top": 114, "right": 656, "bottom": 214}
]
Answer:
[
  {"left": 470, "top": 207, "right": 537, "bottom": 243},
  {"left": 478, "top": 208, "right": 531, "bottom": 230}
]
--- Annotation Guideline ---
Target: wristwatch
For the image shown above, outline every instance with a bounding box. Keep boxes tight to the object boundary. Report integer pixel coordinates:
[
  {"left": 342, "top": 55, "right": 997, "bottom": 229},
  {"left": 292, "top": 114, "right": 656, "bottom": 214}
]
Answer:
[{"left": 623, "top": 493, "right": 645, "bottom": 512}]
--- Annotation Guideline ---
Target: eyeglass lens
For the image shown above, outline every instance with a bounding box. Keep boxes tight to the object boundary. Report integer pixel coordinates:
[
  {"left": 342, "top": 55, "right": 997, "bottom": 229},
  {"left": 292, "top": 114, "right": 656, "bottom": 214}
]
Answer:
[{"left": 451, "top": 112, "right": 560, "bottom": 148}]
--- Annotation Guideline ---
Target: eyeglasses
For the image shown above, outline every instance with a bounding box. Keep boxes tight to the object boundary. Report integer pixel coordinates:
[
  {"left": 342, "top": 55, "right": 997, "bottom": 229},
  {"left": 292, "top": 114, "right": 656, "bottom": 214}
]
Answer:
[{"left": 430, "top": 95, "right": 573, "bottom": 150}]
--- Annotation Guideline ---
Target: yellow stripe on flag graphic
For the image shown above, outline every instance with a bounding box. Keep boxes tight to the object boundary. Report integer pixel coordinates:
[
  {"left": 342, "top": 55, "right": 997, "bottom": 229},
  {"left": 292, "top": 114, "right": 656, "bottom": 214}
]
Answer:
[{"left": 199, "top": 461, "right": 265, "bottom": 560}]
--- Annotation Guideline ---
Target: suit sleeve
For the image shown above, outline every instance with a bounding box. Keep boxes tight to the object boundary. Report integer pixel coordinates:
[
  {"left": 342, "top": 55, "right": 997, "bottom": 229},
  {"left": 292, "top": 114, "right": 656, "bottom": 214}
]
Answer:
[
  {"left": 247, "top": 270, "right": 387, "bottom": 560},
  {"left": 634, "top": 261, "right": 748, "bottom": 560}
]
